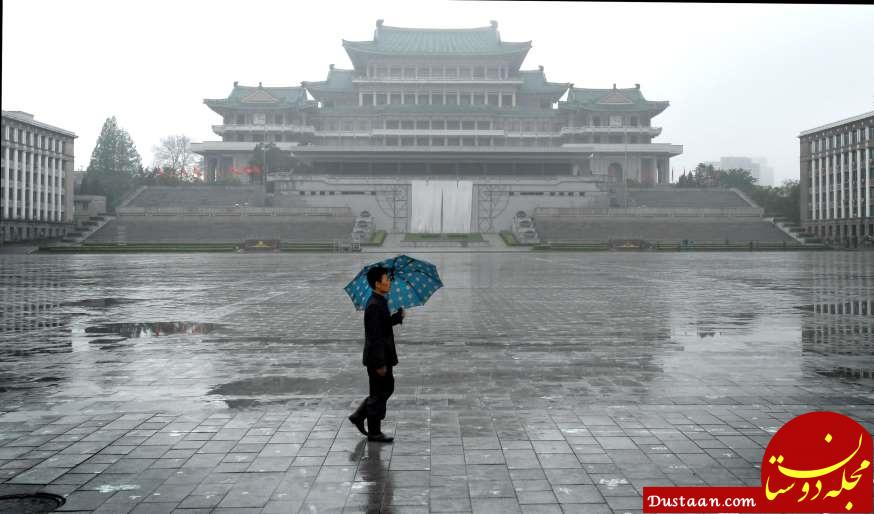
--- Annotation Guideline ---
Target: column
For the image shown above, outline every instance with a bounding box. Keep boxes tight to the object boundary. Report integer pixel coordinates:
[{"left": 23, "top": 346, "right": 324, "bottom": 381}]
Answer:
[
  {"left": 2, "top": 147, "right": 9, "bottom": 220},
  {"left": 838, "top": 152, "right": 847, "bottom": 219},
  {"left": 857, "top": 148, "right": 862, "bottom": 220},
  {"left": 11, "top": 147, "right": 18, "bottom": 220},
  {"left": 512, "top": 93, "right": 516, "bottom": 107},
  {"left": 47, "top": 157, "right": 53, "bottom": 222},
  {"left": 498, "top": 91, "right": 502, "bottom": 108},
  {"left": 811, "top": 160, "right": 817, "bottom": 221},
  {"left": 359, "top": 92, "right": 363, "bottom": 107},
  {"left": 37, "top": 153, "right": 43, "bottom": 221},
  {"left": 55, "top": 158, "right": 61, "bottom": 222},
  {"left": 29, "top": 148, "right": 36, "bottom": 220},
  {"left": 865, "top": 148, "right": 871, "bottom": 216},
  {"left": 825, "top": 155, "right": 831, "bottom": 221}
]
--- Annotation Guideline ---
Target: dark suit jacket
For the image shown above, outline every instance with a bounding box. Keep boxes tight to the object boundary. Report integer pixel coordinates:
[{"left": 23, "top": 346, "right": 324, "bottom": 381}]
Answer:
[{"left": 363, "top": 292, "right": 403, "bottom": 368}]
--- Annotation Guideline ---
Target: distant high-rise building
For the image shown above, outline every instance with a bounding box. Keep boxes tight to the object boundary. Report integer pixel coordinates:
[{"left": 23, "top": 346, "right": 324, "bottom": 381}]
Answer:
[
  {"left": 798, "top": 111, "right": 873, "bottom": 246},
  {"left": 1, "top": 111, "right": 76, "bottom": 243},
  {"left": 718, "top": 156, "right": 774, "bottom": 187}
]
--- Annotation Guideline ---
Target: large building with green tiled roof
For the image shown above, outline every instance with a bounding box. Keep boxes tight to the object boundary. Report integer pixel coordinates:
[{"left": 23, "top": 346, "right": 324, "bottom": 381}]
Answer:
[{"left": 191, "top": 20, "right": 683, "bottom": 233}]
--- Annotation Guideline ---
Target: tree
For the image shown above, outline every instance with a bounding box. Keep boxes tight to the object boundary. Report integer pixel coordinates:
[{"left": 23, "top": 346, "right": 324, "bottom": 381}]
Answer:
[
  {"left": 153, "top": 134, "right": 200, "bottom": 172},
  {"left": 249, "top": 143, "right": 294, "bottom": 184},
  {"left": 81, "top": 117, "right": 142, "bottom": 209}
]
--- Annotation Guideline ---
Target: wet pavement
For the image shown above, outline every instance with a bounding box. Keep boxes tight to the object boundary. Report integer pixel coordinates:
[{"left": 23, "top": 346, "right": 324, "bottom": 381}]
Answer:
[{"left": 0, "top": 252, "right": 872, "bottom": 513}]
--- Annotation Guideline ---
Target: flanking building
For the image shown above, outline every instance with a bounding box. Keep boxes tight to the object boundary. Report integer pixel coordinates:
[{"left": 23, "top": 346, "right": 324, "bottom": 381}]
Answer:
[
  {"left": 1, "top": 111, "right": 76, "bottom": 243},
  {"left": 799, "top": 111, "right": 873, "bottom": 246},
  {"left": 192, "top": 20, "right": 682, "bottom": 233}
]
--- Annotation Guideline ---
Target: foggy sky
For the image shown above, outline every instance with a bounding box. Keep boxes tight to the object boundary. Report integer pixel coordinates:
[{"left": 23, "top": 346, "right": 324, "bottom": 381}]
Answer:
[{"left": 3, "top": 0, "right": 873, "bottom": 185}]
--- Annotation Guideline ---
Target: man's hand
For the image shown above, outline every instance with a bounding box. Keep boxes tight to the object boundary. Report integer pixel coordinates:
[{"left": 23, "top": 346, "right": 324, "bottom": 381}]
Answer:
[{"left": 376, "top": 366, "right": 387, "bottom": 377}]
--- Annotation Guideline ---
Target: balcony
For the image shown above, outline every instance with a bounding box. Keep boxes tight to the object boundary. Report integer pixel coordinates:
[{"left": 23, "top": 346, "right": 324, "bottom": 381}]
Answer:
[
  {"left": 353, "top": 77, "right": 523, "bottom": 85},
  {"left": 560, "top": 126, "right": 662, "bottom": 137},
  {"left": 212, "top": 124, "right": 315, "bottom": 135}
]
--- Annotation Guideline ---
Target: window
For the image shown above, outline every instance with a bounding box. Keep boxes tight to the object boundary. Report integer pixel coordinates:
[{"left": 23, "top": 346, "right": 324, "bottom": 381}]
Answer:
[
  {"left": 419, "top": 67, "right": 430, "bottom": 79},
  {"left": 593, "top": 117, "right": 601, "bottom": 127},
  {"left": 362, "top": 93, "right": 374, "bottom": 106},
  {"left": 462, "top": 120, "right": 475, "bottom": 130},
  {"left": 446, "top": 68, "right": 457, "bottom": 79},
  {"left": 487, "top": 93, "right": 499, "bottom": 106},
  {"left": 431, "top": 92, "right": 444, "bottom": 106},
  {"left": 630, "top": 116, "right": 638, "bottom": 126},
  {"left": 401, "top": 120, "right": 414, "bottom": 130},
  {"left": 417, "top": 93, "right": 429, "bottom": 105},
  {"left": 432, "top": 120, "right": 445, "bottom": 130},
  {"left": 460, "top": 94, "right": 471, "bottom": 106},
  {"left": 473, "top": 94, "right": 485, "bottom": 105},
  {"left": 386, "top": 120, "right": 399, "bottom": 129},
  {"left": 390, "top": 93, "right": 401, "bottom": 105},
  {"left": 416, "top": 120, "right": 429, "bottom": 130},
  {"left": 462, "top": 137, "right": 475, "bottom": 146},
  {"left": 446, "top": 92, "right": 458, "bottom": 106},
  {"left": 390, "top": 67, "right": 401, "bottom": 79},
  {"left": 446, "top": 120, "right": 459, "bottom": 130},
  {"left": 477, "top": 121, "right": 490, "bottom": 130},
  {"left": 404, "top": 67, "right": 415, "bottom": 78},
  {"left": 460, "top": 67, "right": 471, "bottom": 80},
  {"left": 486, "top": 67, "right": 498, "bottom": 80},
  {"left": 609, "top": 116, "right": 623, "bottom": 127},
  {"left": 404, "top": 93, "right": 415, "bottom": 105},
  {"left": 473, "top": 66, "right": 485, "bottom": 79},
  {"left": 502, "top": 94, "right": 513, "bottom": 107},
  {"left": 376, "top": 93, "right": 387, "bottom": 105}
]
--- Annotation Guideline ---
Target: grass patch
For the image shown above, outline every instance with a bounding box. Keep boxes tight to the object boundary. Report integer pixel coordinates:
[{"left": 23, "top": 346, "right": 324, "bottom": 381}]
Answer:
[
  {"left": 403, "top": 233, "right": 483, "bottom": 242},
  {"left": 499, "top": 231, "right": 519, "bottom": 246}
]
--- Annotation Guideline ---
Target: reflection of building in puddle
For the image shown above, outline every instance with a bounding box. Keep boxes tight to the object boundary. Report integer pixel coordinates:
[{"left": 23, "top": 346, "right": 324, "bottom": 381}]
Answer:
[
  {"left": 802, "top": 253, "right": 873, "bottom": 379},
  {"left": 0, "top": 266, "right": 72, "bottom": 360}
]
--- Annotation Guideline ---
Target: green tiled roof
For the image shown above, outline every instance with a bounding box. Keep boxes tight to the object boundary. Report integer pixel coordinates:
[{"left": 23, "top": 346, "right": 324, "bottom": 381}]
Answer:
[
  {"left": 563, "top": 86, "right": 668, "bottom": 114},
  {"left": 518, "top": 69, "right": 570, "bottom": 98},
  {"left": 303, "top": 68, "right": 356, "bottom": 98},
  {"left": 205, "top": 83, "right": 309, "bottom": 113},
  {"left": 343, "top": 21, "right": 531, "bottom": 68}
]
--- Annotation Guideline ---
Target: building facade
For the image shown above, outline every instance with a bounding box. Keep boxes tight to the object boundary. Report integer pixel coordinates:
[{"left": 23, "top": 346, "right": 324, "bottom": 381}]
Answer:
[
  {"left": 192, "top": 21, "right": 683, "bottom": 232},
  {"left": 799, "top": 111, "right": 873, "bottom": 246},
  {"left": 1, "top": 111, "right": 76, "bottom": 243}
]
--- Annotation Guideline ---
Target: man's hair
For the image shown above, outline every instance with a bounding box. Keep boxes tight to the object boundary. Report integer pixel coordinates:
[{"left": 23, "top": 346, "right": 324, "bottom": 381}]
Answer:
[{"left": 366, "top": 266, "right": 390, "bottom": 289}]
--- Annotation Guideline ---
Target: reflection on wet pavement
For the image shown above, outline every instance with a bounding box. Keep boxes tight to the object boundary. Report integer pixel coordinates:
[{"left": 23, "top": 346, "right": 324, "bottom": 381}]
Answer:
[
  {"left": 83, "top": 322, "right": 222, "bottom": 339},
  {"left": 0, "top": 252, "right": 871, "bottom": 512}
]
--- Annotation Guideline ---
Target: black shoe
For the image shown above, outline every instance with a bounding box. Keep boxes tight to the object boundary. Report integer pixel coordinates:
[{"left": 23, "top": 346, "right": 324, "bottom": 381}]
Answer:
[
  {"left": 367, "top": 432, "right": 394, "bottom": 443},
  {"left": 348, "top": 415, "right": 368, "bottom": 436}
]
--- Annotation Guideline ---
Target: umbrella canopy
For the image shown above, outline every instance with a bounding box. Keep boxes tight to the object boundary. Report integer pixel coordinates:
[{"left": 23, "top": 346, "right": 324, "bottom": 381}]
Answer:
[{"left": 344, "top": 255, "right": 443, "bottom": 311}]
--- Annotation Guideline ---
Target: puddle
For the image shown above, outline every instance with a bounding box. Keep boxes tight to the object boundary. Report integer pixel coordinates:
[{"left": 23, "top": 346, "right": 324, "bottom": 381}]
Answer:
[
  {"left": 62, "top": 298, "right": 141, "bottom": 309},
  {"left": 795, "top": 301, "right": 871, "bottom": 316},
  {"left": 815, "top": 367, "right": 874, "bottom": 381},
  {"left": 84, "top": 322, "right": 222, "bottom": 338},
  {"left": 209, "top": 375, "right": 329, "bottom": 396}
]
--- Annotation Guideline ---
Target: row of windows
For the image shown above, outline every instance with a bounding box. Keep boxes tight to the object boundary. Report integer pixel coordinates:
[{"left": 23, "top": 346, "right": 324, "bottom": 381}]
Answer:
[
  {"left": 359, "top": 91, "right": 521, "bottom": 108},
  {"left": 366, "top": 65, "right": 510, "bottom": 81},
  {"left": 0, "top": 171, "right": 64, "bottom": 185},
  {"left": 809, "top": 126, "right": 874, "bottom": 153},
  {"left": 2, "top": 125, "right": 66, "bottom": 152},
  {"left": 225, "top": 113, "right": 307, "bottom": 126},
  {"left": 224, "top": 114, "right": 652, "bottom": 132}
]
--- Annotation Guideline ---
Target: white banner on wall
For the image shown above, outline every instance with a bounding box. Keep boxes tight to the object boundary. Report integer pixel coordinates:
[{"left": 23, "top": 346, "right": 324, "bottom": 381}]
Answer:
[{"left": 410, "top": 180, "right": 473, "bottom": 233}]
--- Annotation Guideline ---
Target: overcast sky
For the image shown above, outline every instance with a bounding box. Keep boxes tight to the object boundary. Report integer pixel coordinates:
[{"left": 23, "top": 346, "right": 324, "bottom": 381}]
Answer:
[{"left": 3, "top": 1, "right": 873, "bottom": 185}]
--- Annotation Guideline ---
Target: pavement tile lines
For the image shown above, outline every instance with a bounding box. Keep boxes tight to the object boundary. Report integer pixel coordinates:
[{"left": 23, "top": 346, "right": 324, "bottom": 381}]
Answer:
[{"left": 1, "top": 252, "right": 873, "bottom": 513}]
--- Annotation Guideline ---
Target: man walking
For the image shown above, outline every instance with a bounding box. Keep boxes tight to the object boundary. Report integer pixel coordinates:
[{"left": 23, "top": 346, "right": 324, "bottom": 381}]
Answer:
[{"left": 348, "top": 266, "right": 404, "bottom": 443}]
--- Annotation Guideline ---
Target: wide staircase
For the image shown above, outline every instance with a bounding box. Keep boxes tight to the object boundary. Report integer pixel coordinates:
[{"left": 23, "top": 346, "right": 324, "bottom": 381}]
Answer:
[{"left": 532, "top": 187, "right": 823, "bottom": 250}]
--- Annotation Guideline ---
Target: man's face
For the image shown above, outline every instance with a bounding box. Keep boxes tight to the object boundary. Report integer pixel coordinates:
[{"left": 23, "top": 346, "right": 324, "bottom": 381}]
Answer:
[{"left": 375, "top": 273, "right": 391, "bottom": 295}]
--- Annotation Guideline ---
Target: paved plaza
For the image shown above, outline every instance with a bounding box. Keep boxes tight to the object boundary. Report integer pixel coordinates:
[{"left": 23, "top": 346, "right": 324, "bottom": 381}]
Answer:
[{"left": 0, "top": 252, "right": 872, "bottom": 513}]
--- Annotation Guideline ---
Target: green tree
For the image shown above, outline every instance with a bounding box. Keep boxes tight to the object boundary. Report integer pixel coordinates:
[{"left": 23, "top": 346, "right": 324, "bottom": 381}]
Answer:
[{"left": 81, "top": 117, "right": 142, "bottom": 209}]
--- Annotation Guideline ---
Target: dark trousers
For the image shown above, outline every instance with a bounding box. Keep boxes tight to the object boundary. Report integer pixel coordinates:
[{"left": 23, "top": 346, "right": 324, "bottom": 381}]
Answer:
[{"left": 351, "top": 366, "right": 394, "bottom": 427}]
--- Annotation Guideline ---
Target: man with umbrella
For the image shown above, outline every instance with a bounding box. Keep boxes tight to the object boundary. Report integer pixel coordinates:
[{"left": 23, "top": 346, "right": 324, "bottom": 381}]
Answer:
[
  {"left": 348, "top": 266, "right": 404, "bottom": 443},
  {"left": 345, "top": 256, "right": 443, "bottom": 443}
]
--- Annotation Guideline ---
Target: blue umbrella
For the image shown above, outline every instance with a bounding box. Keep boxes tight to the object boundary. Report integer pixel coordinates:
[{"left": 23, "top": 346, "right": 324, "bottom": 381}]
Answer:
[{"left": 344, "top": 255, "right": 443, "bottom": 311}]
